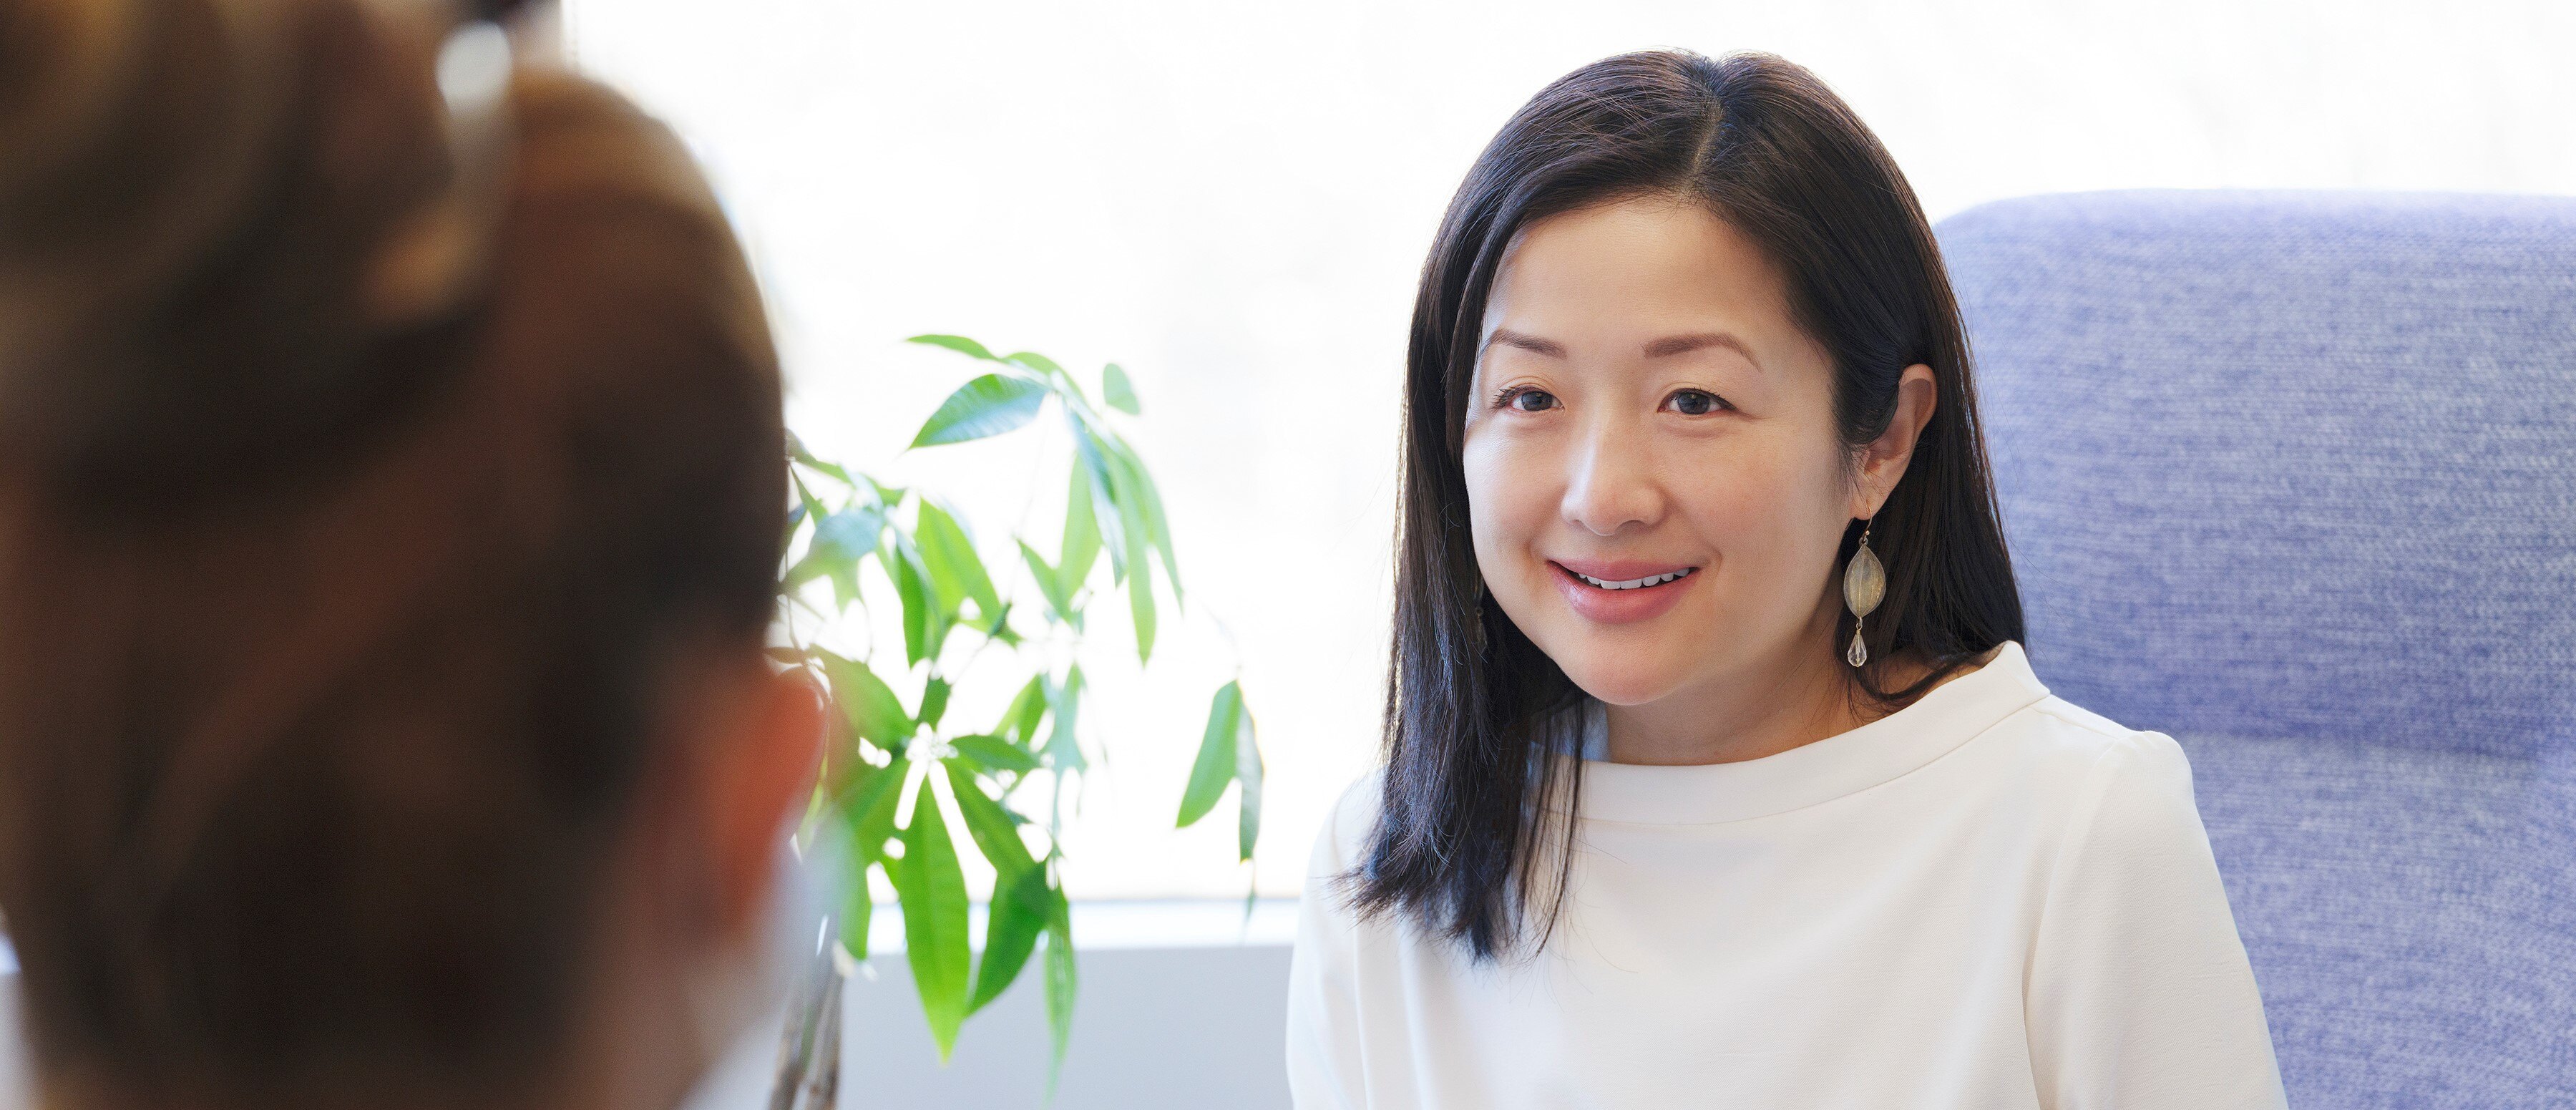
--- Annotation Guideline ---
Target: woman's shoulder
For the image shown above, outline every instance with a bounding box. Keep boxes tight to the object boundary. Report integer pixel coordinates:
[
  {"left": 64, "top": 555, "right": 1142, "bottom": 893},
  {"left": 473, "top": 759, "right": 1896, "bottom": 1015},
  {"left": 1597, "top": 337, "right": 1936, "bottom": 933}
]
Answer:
[
  {"left": 1891, "top": 642, "right": 2188, "bottom": 789},
  {"left": 1971, "top": 675, "right": 2192, "bottom": 777},
  {"left": 1303, "top": 768, "right": 1388, "bottom": 880},
  {"left": 1984, "top": 691, "right": 2205, "bottom": 851}
]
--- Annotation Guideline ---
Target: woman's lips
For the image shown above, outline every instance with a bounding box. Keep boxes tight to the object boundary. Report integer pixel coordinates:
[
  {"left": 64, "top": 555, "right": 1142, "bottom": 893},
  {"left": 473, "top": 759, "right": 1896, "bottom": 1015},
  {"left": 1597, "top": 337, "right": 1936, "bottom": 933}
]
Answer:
[{"left": 1548, "top": 560, "right": 1699, "bottom": 625}]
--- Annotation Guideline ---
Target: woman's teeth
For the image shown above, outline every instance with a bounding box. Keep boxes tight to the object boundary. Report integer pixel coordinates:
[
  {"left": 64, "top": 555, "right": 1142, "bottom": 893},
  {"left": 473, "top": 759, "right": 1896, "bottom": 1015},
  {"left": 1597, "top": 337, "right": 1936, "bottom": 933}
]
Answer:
[{"left": 1570, "top": 568, "right": 1694, "bottom": 590}]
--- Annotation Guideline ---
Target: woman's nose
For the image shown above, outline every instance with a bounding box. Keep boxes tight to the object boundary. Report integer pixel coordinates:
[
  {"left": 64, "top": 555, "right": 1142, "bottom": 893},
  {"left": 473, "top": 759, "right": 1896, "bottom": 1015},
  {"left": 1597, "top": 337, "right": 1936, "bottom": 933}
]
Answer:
[{"left": 1560, "top": 419, "right": 1664, "bottom": 537}]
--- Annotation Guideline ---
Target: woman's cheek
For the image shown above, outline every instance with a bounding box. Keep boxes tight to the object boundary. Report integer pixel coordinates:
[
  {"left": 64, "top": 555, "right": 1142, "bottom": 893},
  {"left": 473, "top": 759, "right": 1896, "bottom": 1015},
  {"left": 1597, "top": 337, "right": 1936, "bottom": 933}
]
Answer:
[
  {"left": 1460, "top": 432, "right": 1511, "bottom": 572},
  {"left": 1682, "top": 437, "right": 1845, "bottom": 611},
  {"left": 1662, "top": 437, "right": 1807, "bottom": 575},
  {"left": 1463, "top": 432, "right": 1559, "bottom": 592}
]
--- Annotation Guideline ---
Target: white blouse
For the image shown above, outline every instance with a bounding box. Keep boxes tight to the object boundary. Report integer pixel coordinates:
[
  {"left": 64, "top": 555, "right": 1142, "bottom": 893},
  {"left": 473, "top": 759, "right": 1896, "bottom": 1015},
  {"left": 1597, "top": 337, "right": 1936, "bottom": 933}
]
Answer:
[{"left": 1285, "top": 641, "right": 2287, "bottom": 1109}]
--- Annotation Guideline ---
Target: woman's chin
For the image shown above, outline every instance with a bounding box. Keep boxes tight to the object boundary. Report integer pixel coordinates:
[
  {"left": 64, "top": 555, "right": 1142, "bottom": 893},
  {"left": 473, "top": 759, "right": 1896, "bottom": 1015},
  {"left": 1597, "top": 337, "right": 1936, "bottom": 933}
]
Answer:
[
  {"left": 1509, "top": 609, "right": 1703, "bottom": 708},
  {"left": 1556, "top": 658, "right": 1690, "bottom": 708}
]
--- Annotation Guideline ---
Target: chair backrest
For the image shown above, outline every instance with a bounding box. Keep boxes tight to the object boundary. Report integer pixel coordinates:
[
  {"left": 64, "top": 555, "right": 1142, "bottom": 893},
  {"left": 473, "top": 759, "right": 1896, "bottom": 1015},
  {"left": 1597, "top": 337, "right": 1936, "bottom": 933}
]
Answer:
[{"left": 1938, "top": 190, "right": 2576, "bottom": 1108}]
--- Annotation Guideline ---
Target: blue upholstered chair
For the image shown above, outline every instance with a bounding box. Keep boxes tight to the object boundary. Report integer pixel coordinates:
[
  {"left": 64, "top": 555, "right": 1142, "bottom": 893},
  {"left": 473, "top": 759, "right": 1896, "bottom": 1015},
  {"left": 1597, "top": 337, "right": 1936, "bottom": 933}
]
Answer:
[{"left": 1938, "top": 191, "right": 2576, "bottom": 1108}]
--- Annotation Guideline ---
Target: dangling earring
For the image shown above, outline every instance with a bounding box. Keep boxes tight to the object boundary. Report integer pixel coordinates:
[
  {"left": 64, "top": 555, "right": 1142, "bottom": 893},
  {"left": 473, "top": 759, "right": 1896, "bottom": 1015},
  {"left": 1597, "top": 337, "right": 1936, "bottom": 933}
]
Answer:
[{"left": 1843, "top": 519, "right": 1885, "bottom": 668}]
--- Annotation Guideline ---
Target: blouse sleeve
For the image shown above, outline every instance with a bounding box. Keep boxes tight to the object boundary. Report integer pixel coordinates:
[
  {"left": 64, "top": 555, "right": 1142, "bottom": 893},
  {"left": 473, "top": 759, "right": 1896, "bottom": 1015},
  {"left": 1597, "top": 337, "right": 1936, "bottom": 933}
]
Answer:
[
  {"left": 2025, "top": 731, "right": 2289, "bottom": 1109},
  {"left": 1284, "top": 777, "right": 1375, "bottom": 1110}
]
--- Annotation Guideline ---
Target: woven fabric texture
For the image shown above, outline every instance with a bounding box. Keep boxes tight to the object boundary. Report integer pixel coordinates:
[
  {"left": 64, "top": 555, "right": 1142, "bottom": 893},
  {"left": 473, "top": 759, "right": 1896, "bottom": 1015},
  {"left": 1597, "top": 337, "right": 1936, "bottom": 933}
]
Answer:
[{"left": 1938, "top": 190, "right": 2576, "bottom": 1108}]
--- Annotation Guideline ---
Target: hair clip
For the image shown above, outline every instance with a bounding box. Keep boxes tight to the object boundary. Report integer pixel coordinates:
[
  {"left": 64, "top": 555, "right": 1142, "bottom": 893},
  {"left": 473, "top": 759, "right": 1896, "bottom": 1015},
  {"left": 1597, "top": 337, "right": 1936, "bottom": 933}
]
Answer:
[{"left": 362, "top": 17, "right": 514, "bottom": 329}]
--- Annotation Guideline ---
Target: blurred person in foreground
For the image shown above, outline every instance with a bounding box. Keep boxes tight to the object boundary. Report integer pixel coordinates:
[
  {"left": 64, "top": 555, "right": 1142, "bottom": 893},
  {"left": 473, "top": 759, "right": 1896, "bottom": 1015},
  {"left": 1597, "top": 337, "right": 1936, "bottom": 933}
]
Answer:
[{"left": 0, "top": 1, "right": 826, "bottom": 1109}]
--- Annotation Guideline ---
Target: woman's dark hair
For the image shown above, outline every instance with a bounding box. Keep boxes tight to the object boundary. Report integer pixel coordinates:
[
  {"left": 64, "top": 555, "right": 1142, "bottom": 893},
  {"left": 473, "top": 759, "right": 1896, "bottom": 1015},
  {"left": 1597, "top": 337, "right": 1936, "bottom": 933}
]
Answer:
[
  {"left": 0, "top": 0, "right": 782, "bottom": 1104},
  {"left": 1352, "top": 50, "right": 2024, "bottom": 960}
]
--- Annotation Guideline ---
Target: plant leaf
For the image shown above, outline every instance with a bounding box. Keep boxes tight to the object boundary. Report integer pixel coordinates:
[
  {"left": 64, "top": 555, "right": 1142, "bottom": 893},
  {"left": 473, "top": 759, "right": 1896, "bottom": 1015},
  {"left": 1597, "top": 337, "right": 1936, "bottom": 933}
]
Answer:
[
  {"left": 1018, "top": 540, "right": 1074, "bottom": 626},
  {"left": 784, "top": 506, "right": 884, "bottom": 596},
  {"left": 1234, "top": 698, "right": 1264, "bottom": 862},
  {"left": 907, "top": 334, "right": 1000, "bottom": 361},
  {"left": 1108, "top": 435, "right": 1181, "bottom": 603},
  {"left": 814, "top": 505, "right": 888, "bottom": 561},
  {"left": 1071, "top": 427, "right": 1127, "bottom": 580},
  {"left": 1043, "top": 893, "right": 1076, "bottom": 1094},
  {"left": 944, "top": 761, "right": 1038, "bottom": 875},
  {"left": 890, "top": 538, "right": 950, "bottom": 666},
  {"left": 912, "top": 373, "right": 1048, "bottom": 449},
  {"left": 788, "top": 431, "right": 857, "bottom": 485},
  {"left": 1099, "top": 444, "right": 1158, "bottom": 660},
  {"left": 833, "top": 756, "right": 906, "bottom": 960},
  {"left": 835, "top": 754, "right": 912, "bottom": 960},
  {"left": 1102, "top": 363, "right": 1141, "bottom": 414},
  {"left": 1043, "top": 667, "right": 1086, "bottom": 774},
  {"left": 916, "top": 500, "right": 1002, "bottom": 625},
  {"left": 1127, "top": 546, "right": 1157, "bottom": 661},
  {"left": 899, "top": 778, "right": 972, "bottom": 1061},
  {"left": 790, "top": 475, "right": 829, "bottom": 569},
  {"left": 1059, "top": 462, "right": 1101, "bottom": 591},
  {"left": 982, "top": 602, "right": 1023, "bottom": 646},
  {"left": 1000, "top": 674, "right": 1050, "bottom": 749},
  {"left": 1177, "top": 681, "right": 1243, "bottom": 828},
  {"left": 945, "top": 763, "right": 1047, "bottom": 1013},
  {"left": 972, "top": 865, "right": 1052, "bottom": 1016},
  {"left": 917, "top": 677, "right": 952, "bottom": 731},
  {"left": 793, "top": 469, "right": 827, "bottom": 514},
  {"left": 842, "top": 756, "right": 910, "bottom": 865},
  {"left": 829, "top": 563, "right": 859, "bottom": 613},
  {"left": 1002, "top": 350, "right": 1063, "bottom": 376},
  {"left": 778, "top": 543, "right": 839, "bottom": 595},
  {"left": 820, "top": 651, "right": 910, "bottom": 747},
  {"left": 951, "top": 733, "right": 1041, "bottom": 775},
  {"left": 792, "top": 455, "right": 855, "bottom": 490},
  {"left": 1140, "top": 467, "right": 1179, "bottom": 603}
]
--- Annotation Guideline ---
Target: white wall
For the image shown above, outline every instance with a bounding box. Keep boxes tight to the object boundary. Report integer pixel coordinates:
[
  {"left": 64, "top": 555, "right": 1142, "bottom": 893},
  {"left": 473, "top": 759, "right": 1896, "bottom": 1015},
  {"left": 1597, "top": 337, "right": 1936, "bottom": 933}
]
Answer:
[
  {"left": 562, "top": 0, "right": 2576, "bottom": 902},
  {"left": 683, "top": 943, "right": 1294, "bottom": 1110}
]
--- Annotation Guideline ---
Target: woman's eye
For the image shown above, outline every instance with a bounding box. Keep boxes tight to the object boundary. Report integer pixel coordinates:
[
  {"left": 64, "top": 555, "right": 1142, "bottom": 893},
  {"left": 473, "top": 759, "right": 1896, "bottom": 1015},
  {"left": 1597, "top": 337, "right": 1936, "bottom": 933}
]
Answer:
[
  {"left": 1663, "top": 389, "right": 1728, "bottom": 416},
  {"left": 1498, "top": 387, "right": 1558, "bottom": 412}
]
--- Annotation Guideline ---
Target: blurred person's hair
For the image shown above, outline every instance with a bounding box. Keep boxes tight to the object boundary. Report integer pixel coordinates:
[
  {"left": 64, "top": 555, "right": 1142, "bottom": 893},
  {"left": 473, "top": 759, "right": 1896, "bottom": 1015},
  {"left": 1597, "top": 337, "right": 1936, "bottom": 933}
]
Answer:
[{"left": 0, "top": 0, "right": 786, "bottom": 1104}]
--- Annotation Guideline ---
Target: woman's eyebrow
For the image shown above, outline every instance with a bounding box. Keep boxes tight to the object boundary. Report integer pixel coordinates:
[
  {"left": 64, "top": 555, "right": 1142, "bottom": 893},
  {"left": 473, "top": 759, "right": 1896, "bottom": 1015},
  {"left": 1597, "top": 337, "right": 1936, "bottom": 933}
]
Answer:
[
  {"left": 1484, "top": 328, "right": 1567, "bottom": 358},
  {"left": 1642, "top": 331, "right": 1760, "bottom": 365}
]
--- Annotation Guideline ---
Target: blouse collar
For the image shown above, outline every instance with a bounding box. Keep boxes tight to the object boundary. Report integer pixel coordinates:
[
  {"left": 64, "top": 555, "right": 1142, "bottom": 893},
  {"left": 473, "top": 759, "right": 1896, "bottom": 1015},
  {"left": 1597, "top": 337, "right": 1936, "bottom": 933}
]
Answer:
[{"left": 1560, "top": 641, "right": 2048, "bottom": 825}]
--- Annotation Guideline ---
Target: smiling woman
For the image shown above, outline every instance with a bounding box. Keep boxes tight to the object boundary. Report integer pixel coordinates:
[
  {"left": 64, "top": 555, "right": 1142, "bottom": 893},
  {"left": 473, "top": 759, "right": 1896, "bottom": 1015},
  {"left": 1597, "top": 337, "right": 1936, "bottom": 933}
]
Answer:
[
  {"left": 1362, "top": 47, "right": 2021, "bottom": 962},
  {"left": 1286, "top": 49, "right": 2287, "bottom": 1109}
]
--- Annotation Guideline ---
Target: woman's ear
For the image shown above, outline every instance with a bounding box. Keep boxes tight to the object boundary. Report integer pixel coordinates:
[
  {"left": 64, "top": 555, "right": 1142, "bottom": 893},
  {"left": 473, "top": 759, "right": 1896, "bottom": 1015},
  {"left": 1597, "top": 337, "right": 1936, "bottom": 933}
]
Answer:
[
  {"left": 698, "top": 661, "right": 826, "bottom": 940},
  {"left": 1852, "top": 363, "right": 1938, "bottom": 517}
]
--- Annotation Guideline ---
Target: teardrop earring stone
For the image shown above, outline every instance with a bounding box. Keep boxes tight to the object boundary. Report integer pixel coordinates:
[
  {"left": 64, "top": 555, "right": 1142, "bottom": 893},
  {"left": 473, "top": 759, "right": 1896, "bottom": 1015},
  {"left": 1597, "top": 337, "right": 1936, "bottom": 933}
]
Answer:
[
  {"left": 1843, "top": 542, "right": 1885, "bottom": 618},
  {"left": 1843, "top": 536, "right": 1883, "bottom": 669}
]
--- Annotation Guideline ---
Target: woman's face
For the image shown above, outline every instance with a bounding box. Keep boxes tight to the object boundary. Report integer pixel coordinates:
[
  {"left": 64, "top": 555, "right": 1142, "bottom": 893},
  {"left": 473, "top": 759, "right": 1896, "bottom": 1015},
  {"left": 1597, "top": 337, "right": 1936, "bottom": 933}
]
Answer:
[{"left": 1463, "top": 196, "right": 1888, "bottom": 709}]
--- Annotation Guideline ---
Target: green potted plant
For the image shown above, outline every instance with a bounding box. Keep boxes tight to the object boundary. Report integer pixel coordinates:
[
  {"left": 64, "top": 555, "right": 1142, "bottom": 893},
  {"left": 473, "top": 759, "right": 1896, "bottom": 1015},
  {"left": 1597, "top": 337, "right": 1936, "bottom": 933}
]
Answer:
[{"left": 765, "top": 337, "right": 1266, "bottom": 1106}]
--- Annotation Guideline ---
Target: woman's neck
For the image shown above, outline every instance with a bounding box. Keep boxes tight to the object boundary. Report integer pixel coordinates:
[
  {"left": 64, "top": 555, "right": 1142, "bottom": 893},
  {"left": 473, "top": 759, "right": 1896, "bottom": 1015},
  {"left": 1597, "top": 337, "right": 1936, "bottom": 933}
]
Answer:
[{"left": 1599, "top": 606, "right": 1958, "bottom": 766}]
